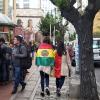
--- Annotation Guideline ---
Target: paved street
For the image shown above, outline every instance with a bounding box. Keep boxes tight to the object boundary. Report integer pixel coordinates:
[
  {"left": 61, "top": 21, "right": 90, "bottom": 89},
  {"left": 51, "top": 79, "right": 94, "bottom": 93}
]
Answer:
[
  {"left": 9, "top": 60, "right": 72, "bottom": 100},
  {"left": 0, "top": 82, "right": 13, "bottom": 100},
  {"left": 2, "top": 61, "right": 98, "bottom": 100},
  {"left": 33, "top": 76, "right": 70, "bottom": 100}
]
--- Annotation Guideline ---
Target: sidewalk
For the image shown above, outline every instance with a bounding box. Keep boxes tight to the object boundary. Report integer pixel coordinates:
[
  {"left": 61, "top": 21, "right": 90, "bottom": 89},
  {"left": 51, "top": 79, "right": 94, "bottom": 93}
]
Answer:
[
  {"left": 10, "top": 60, "right": 74, "bottom": 100},
  {"left": 10, "top": 61, "right": 40, "bottom": 100},
  {"left": 0, "top": 82, "right": 13, "bottom": 100}
]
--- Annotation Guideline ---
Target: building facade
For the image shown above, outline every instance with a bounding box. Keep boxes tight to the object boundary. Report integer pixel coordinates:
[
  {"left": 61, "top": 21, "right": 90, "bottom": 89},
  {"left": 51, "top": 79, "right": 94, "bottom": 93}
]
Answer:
[
  {"left": 15, "top": 0, "right": 43, "bottom": 42},
  {"left": 41, "top": 0, "right": 57, "bottom": 16},
  {"left": 0, "top": 0, "right": 3, "bottom": 13},
  {"left": 16, "top": 0, "right": 43, "bottom": 30},
  {"left": 0, "top": 0, "right": 15, "bottom": 41},
  {"left": 93, "top": 11, "right": 100, "bottom": 35}
]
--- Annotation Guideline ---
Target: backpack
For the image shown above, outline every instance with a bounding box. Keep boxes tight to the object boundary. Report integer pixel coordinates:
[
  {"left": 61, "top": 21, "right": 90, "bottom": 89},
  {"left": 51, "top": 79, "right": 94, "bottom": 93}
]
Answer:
[{"left": 19, "top": 45, "right": 32, "bottom": 69}]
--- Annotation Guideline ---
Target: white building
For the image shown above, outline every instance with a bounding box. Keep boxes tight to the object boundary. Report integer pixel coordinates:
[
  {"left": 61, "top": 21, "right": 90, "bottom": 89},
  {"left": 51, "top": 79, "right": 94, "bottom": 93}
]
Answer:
[
  {"left": 16, "top": 0, "right": 41, "bottom": 9},
  {"left": 0, "top": 0, "right": 3, "bottom": 13},
  {"left": 16, "top": 0, "right": 43, "bottom": 31},
  {"left": 41, "top": 0, "right": 57, "bottom": 16}
]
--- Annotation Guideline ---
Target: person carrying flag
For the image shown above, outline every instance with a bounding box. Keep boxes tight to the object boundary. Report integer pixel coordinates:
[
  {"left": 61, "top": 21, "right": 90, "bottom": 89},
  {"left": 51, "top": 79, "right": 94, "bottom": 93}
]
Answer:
[{"left": 35, "top": 37, "right": 55, "bottom": 97}]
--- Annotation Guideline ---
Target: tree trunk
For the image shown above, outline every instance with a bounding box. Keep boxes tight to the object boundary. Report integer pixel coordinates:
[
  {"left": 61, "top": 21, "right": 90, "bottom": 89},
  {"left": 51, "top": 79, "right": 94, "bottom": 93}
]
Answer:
[
  {"left": 49, "top": 1, "right": 100, "bottom": 99},
  {"left": 75, "top": 16, "right": 99, "bottom": 100}
]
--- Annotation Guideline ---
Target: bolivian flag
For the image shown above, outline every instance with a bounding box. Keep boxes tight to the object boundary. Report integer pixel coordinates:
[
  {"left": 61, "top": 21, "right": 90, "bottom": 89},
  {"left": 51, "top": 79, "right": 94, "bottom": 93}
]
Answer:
[{"left": 36, "top": 43, "right": 55, "bottom": 67}]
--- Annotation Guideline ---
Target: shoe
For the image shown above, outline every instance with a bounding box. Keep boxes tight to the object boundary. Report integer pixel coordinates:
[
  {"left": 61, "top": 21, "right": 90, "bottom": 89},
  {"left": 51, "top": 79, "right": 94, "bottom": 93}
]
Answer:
[
  {"left": 56, "top": 89, "right": 61, "bottom": 97},
  {"left": 40, "top": 91, "right": 45, "bottom": 97},
  {"left": 21, "top": 83, "right": 26, "bottom": 91},
  {"left": 11, "top": 89, "right": 17, "bottom": 94},
  {"left": 45, "top": 88, "right": 50, "bottom": 96}
]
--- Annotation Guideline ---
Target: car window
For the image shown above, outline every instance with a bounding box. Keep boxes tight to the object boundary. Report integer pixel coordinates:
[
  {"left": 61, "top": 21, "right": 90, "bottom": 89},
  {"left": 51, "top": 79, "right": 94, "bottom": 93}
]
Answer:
[
  {"left": 98, "top": 40, "right": 100, "bottom": 48},
  {"left": 93, "top": 40, "right": 100, "bottom": 49}
]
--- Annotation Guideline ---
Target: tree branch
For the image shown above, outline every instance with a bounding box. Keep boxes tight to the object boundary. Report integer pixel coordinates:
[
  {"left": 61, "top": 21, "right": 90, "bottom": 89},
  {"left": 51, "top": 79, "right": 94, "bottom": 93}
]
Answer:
[
  {"left": 50, "top": 0, "right": 81, "bottom": 27},
  {"left": 50, "top": 0, "right": 56, "bottom": 6},
  {"left": 84, "top": 0, "right": 100, "bottom": 21},
  {"left": 61, "top": 7, "right": 81, "bottom": 27},
  {"left": 69, "top": 0, "right": 76, "bottom": 7}
]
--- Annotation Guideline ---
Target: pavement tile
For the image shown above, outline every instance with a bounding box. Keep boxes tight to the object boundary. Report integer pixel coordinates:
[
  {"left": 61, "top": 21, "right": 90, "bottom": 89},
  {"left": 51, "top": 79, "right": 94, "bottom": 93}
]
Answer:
[
  {"left": 15, "top": 97, "right": 28, "bottom": 100},
  {"left": 10, "top": 60, "right": 80, "bottom": 100},
  {"left": 17, "top": 91, "right": 32, "bottom": 98},
  {"left": 33, "top": 76, "right": 70, "bottom": 100},
  {"left": 25, "top": 85, "right": 35, "bottom": 91},
  {"left": 0, "top": 82, "right": 13, "bottom": 100}
]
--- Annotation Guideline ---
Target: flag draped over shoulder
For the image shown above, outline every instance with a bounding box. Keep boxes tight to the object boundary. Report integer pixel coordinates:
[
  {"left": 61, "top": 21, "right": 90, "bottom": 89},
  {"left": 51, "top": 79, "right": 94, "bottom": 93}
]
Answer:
[{"left": 36, "top": 43, "right": 55, "bottom": 67}]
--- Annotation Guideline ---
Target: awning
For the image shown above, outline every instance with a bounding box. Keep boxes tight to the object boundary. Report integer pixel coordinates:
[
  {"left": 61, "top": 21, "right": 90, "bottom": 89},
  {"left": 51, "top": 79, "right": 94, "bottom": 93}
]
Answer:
[{"left": 0, "top": 13, "right": 15, "bottom": 26}]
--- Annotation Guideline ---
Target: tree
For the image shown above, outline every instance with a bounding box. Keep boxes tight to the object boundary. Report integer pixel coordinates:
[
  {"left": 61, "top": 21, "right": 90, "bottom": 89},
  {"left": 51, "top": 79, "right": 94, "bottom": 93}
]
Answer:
[
  {"left": 38, "top": 13, "right": 68, "bottom": 40},
  {"left": 38, "top": 13, "right": 55, "bottom": 36},
  {"left": 55, "top": 17, "right": 68, "bottom": 39},
  {"left": 50, "top": 0, "right": 100, "bottom": 100}
]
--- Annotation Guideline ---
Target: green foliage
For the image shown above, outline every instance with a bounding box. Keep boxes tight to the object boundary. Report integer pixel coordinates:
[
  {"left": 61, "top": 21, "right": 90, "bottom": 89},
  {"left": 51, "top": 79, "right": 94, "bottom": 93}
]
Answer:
[
  {"left": 56, "top": 17, "right": 68, "bottom": 35},
  {"left": 52, "top": 0, "right": 69, "bottom": 9},
  {"left": 38, "top": 13, "right": 68, "bottom": 38},
  {"left": 69, "top": 32, "right": 76, "bottom": 41},
  {"left": 38, "top": 13, "right": 55, "bottom": 36}
]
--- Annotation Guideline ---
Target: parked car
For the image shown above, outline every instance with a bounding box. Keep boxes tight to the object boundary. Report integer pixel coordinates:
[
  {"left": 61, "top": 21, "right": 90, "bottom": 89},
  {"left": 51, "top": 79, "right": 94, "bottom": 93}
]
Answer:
[
  {"left": 72, "top": 38, "right": 100, "bottom": 67},
  {"left": 93, "top": 38, "right": 100, "bottom": 64}
]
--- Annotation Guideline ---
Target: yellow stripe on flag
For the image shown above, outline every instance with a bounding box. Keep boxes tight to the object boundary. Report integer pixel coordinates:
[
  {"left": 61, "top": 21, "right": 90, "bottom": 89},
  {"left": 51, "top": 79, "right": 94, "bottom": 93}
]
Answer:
[{"left": 36, "top": 49, "right": 55, "bottom": 57}]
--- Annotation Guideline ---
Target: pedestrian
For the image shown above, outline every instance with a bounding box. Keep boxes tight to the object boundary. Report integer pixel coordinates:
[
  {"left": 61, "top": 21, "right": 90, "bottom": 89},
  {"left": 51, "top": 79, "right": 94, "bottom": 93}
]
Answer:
[
  {"left": 35, "top": 37, "right": 55, "bottom": 97},
  {"left": 0, "top": 38, "right": 10, "bottom": 84},
  {"left": 54, "top": 40, "right": 71, "bottom": 97},
  {"left": 67, "top": 44, "right": 74, "bottom": 62},
  {"left": 11, "top": 35, "right": 27, "bottom": 94},
  {"left": 31, "top": 41, "right": 37, "bottom": 59}
]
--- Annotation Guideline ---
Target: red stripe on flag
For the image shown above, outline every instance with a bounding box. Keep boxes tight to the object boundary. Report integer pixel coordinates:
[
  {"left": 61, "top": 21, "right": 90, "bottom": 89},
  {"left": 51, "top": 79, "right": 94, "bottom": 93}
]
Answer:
[{"left": 39, "top": 43, "right": 53, "bottom": 49}]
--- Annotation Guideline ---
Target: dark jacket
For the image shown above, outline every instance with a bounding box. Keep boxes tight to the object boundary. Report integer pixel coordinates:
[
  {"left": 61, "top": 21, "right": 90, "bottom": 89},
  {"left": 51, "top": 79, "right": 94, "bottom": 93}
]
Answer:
[{"left": 12, "top": 44, "right": 27, "bottom": 67}]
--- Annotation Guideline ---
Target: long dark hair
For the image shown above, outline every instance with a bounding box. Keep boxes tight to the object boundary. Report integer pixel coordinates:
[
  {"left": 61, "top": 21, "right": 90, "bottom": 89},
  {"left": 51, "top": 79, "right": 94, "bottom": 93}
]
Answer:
[
  {"left": 57, "top": 41, "right": 66, "bottom": 56},
  {"left": 43, "top": 37, "right": 51, "bottom": 44}
]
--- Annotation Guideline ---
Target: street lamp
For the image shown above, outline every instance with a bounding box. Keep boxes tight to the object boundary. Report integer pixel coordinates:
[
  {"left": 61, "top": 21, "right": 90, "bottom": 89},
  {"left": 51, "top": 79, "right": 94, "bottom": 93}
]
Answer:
[
  {"left": 53, "top": 8, "right": 56, "bottom": 46},
  {"left": 50, "top": 10, "right": 52, "bottom": 41}
]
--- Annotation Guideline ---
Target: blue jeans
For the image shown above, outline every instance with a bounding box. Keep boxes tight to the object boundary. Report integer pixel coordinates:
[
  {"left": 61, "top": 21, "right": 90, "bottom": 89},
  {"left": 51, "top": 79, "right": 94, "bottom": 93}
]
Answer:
[
  {"left": 13, "top": 66, "right": 25, "bottom": 89},
  {"left": 40, "top": 71, "right": 49, "bottom": 91}
]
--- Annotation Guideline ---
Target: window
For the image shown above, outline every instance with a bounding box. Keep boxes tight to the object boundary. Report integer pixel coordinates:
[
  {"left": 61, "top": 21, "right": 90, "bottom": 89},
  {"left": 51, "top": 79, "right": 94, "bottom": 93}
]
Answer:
[
  {"left": 23, "top": 3, "right": 29, "bottom": 8},
  {"left": 16, "top": 3, "right": 20, "bottom": 8},
  {"left": 93, "top": 40, "right": 100, "bottom": 49},
  {"left": 0, "top": 27, "right": 3, "bottom": 32}
]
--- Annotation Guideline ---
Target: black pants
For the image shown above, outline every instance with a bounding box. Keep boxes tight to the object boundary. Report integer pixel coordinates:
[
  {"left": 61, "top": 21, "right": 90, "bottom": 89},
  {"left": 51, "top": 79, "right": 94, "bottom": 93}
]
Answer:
[
  {"left": 40, "top": 71, "right": 49, "bottom": 92},
  {"left": 0, "top": 61, "right": 9, "bottom": 82},
  {"left": 56, "top": 76, "right": 65, "bottom": 89}
]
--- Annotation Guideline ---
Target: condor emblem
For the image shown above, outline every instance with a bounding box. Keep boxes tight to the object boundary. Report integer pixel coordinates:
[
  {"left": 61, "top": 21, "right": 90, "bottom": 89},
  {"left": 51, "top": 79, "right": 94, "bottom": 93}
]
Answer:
[{"left": 41, "top": 50, "right": 49, "bottom": 57}]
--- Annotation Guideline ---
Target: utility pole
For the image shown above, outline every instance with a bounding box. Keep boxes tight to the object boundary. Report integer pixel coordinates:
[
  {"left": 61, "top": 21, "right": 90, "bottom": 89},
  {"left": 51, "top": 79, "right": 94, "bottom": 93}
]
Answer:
[
  {"left": 50, "top": 23, "right": 51, "bottom": 40},
  {"left": 3, "top": 0, "right": 8, "bottom": 15},
  {"left": 53, "top": 8, "right": 56, "bottom": 46},
  {"left": 50, "top": 10, "right": 52, "bottom": 41},
  {"left": 13, "top": 0, "right": 16, "bottom": 23}
]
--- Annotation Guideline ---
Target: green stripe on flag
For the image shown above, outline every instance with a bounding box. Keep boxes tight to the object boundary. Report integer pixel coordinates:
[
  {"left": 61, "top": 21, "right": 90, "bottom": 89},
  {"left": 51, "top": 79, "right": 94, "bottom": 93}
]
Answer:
[{"left": 36, "top": 57, "right": 54, "bottom": 66}]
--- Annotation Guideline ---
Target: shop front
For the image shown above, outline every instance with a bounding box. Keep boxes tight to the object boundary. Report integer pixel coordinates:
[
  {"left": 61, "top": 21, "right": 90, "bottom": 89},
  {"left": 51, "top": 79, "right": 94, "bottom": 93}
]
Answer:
[{"left": 0, "top": 13, "right": 14, "bottom": 42}]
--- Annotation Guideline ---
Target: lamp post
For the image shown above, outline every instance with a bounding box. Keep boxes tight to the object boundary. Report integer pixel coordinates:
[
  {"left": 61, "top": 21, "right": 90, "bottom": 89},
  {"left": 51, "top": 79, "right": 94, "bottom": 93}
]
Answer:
[
  {"left": 50, "top": 10, "right": 52, "bottom": 41},
  {"left": 53, "top": 8, "right": 56, "bottom": 46},
  {"left": 50, "top": 23, "right": 51, "bottom": 40}
]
